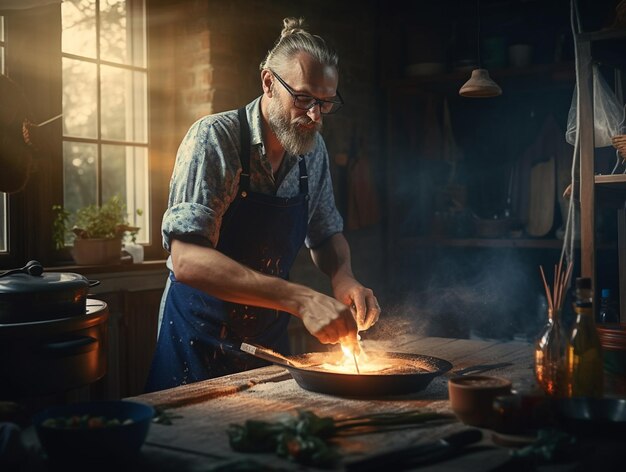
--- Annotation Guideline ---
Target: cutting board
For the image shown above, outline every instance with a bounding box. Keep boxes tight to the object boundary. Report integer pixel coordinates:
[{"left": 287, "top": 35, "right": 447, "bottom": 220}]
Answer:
[{"left": 525, "top": 156, "right": 555, "bottom": 237}]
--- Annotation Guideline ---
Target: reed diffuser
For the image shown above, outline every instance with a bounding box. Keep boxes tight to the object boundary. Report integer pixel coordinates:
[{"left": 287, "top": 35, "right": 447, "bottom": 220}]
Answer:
[{"left": 534, "top": 259, "right": 573, "bottom": 397}]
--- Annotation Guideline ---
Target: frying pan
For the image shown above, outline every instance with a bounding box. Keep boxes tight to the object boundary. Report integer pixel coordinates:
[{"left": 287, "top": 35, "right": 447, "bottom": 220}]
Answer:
[{"left": 240, "top": 343, "right": 453, "bottom": 396}]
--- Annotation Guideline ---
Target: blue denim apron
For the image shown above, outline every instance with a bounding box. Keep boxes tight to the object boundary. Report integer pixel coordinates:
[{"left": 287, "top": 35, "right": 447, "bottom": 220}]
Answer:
[{"left": 145, "top": 108, "right": 309, "bottom": 392}]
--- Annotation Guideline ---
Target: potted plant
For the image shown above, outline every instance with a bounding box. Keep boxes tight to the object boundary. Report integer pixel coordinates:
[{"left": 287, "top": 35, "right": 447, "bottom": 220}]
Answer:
[{"left": 53, "top": 195, "right": 140, "bottom": 265}]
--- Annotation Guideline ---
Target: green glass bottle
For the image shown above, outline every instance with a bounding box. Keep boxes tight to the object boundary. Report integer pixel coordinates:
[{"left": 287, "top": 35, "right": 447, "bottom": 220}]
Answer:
[{"left": 567, "top": 277, "right": 603, "bottom": 397}]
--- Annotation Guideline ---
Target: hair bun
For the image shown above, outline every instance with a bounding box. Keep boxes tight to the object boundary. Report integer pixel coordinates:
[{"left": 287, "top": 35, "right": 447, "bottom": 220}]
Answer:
[{"left": 281, "top": 17, "right": 307, "bottom": 38}]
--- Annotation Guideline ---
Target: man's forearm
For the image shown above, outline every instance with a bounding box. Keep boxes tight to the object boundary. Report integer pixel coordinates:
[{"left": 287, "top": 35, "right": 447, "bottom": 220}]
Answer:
[
  {"left": 170, "top": 239, "right": 310, "bottom": 316},
  {"left": 310, "top": 233, "right": 354, "bottom": 284}
]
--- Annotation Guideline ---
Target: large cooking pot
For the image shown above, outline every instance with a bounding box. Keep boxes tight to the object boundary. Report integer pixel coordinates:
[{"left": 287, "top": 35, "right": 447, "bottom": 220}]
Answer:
[
  {"left": 241, "top": 343, "right": 453, "bottom": 396},
  {"left": 0, "top": 261, "right": 107, "bottom": 399},
  {"left": 0, "top": 260, "right": 99, "bottom": 324},
  {"left": 0, "top": 300, "right": 109, "bottom": 398}
]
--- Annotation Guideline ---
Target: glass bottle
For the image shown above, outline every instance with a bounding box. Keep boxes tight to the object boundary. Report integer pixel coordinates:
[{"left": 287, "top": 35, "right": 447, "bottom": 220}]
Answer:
[
  {"left": 599, "top": 288, "right": 619, "bottom": 324},
  {"left": 534, "top": 307, "right": 568, "bottom": 397},
  {"left": 567, "top": 277, "right": 604, "bottom": 397}
]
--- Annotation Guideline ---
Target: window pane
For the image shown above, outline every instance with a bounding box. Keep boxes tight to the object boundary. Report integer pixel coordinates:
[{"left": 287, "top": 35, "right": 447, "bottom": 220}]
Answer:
[
  {"left": 101, "top": 143, "right": 126, "bottom": 200},
  {"left": 63, "top": 141, "right": 98, "bottom": 213},
  {"left": 63, "top": 58, "right": 97, "bottom": 138},
  {"left": 100, "top": 0, "right": 127, "bottom": 64},
  {"left": 130, "top": 0, "right": 146, "bottom": 68},
  {"left": 101, "top": 66, "right": 147, "bottom": 142},
  {"left": 62, "top": 0, "right": 97, "bottom": 59},
  {"left": 132, "top": 70, "right": 147, "bottom": 143},
  {"left": 102, "top": 144, "right": 149, "bottom": 243},
  {"left": 101, "top": 64, "right": 126, "bottom": 140},
  {"left": 127, "top": 146, "right": 148, "bottom": 243}
]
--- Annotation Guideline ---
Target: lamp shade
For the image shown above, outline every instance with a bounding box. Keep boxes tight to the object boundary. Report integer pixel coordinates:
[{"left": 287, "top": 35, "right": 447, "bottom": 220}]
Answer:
[{"left": 459, "top": 68, "right": 502, "bottom": 97}]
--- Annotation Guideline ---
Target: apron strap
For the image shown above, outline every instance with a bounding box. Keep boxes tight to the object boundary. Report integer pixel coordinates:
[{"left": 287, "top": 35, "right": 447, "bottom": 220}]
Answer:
[
  {"left": 237, "top": 107, "right": 251, "bottom": 193},
  {"left": 298, "top": 157, "right": 309, "bottom": 197}
]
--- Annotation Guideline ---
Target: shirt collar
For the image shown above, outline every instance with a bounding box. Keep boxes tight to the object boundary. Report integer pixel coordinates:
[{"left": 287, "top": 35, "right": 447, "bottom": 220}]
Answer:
[{"left": 246, "top": 97, "right": 265, "bottom": 152}]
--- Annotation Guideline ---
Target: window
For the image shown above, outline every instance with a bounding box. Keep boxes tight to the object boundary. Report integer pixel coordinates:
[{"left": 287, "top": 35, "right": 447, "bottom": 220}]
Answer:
[
  {"left": 0, "top": 15, "right": 7, "bottom": 253},
  {"left": 61, "top": 0, "right": 148, "bottom": 244}
]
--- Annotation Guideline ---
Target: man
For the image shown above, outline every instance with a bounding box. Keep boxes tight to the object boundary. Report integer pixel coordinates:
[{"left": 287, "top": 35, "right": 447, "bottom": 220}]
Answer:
[{"left": 145, "top": 18, "right": 380, "bottom": 392}]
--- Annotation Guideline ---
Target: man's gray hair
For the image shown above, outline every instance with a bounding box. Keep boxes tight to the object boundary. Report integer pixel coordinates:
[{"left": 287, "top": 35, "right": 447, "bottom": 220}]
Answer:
[{"left": 260, "top": 17, "right": 338, "bottom": 74}]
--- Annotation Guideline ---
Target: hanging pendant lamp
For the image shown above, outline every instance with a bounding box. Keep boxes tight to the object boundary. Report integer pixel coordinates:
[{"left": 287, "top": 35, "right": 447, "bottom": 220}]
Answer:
[
  {"left": 459, "top": 0, "right": 502, "bottom": 98},
  {"left": 459, "top": 68, "right": 502, "bottom": 97}
]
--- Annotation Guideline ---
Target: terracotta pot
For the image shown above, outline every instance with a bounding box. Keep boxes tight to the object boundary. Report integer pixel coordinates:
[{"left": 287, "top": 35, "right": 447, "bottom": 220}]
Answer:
[
  {"left": 71, "top": 238, "right": 122, "bottom": 265},
  {"left": 448, "top": 375, "right": 512, "bottom": 427}
]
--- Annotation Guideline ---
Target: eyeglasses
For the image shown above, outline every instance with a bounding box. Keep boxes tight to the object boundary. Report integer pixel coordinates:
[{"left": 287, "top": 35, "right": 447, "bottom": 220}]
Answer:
[{"left": 270, "top": 69, "right": 344, "bottom": 115}]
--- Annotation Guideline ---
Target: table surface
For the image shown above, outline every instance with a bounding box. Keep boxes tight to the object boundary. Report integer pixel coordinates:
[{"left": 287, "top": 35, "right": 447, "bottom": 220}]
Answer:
[
  {"left": 125, "top": 336, "right": 540, "bottom": 471},
  {"left": 19, "top": 335, "right": 622, "bottom": 471}
]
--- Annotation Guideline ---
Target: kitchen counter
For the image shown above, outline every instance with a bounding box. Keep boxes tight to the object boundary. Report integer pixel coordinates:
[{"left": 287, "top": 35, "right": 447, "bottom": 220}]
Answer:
[{"left": 125, "top": 336, "right": 538, "bottom": 471}]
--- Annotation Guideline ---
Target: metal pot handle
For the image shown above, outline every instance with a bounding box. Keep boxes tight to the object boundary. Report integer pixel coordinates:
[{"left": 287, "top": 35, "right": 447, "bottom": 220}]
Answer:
[
  {"left": 40, "top": 336, "right": 98, "bottom": 356},
  {"left": 88, "top": 279, "right": 100, "bottom": 287},
  {"left": 0, "top": 260, "right": 44, "bottom": 278}
]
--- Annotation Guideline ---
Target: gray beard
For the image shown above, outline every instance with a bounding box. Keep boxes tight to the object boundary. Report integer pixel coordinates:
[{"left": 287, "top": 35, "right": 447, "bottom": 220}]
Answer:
[{"left": 268, "top": 99, "right": 321, "bottom": 156}]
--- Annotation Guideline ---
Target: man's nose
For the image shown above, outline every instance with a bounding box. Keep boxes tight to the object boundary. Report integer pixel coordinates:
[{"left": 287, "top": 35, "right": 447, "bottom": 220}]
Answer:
[{"left": 307, "top": 103, "right": 322, "bottom": 123}]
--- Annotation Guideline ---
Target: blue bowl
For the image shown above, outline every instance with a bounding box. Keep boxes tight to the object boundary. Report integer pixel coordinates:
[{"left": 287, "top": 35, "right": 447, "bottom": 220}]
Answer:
[{"left": 33, "top": 400, "right": 155, "bottom": 462}]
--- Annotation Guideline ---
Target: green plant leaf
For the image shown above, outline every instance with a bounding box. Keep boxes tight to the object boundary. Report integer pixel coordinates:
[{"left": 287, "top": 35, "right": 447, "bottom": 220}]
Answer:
[{"left": 51, "top": 194, "right": 141, "bottom": 248}]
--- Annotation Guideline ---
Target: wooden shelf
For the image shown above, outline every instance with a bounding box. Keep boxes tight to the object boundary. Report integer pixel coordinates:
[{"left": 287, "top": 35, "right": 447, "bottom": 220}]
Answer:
[
  {"left": 595, "top": 174, "right": 626, "bottom": 187},
  {"left": 398, "top": 237, "right": 572, "bottom": 249},
  {"left": 578, "top": 27, "right": 626, "bottom": 43},
  {"left": 385, "top": 62, "right": 575, "bottom": 94}
]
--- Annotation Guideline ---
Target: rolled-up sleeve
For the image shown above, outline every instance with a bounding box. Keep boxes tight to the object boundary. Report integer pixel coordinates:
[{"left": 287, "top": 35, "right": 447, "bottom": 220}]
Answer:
[{"left": 162, "top": 115, "right": 240, "bottom": 252}]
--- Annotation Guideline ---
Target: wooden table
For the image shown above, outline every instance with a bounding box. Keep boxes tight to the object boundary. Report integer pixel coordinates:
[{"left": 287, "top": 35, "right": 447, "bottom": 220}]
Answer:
[{"left": 124, "top": 336, "right": 540, "bottom": 471}]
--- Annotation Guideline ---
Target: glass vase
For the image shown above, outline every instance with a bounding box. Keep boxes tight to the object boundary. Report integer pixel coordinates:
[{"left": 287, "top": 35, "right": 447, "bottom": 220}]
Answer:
[{"left": 534, "top": 308, "right": 568, "bottom": 397}]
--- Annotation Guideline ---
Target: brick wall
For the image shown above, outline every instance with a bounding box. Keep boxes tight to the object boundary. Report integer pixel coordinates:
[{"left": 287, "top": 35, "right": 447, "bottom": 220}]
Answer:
[{"left": 169, "top": 0, "right": 383, "bottom": 181}]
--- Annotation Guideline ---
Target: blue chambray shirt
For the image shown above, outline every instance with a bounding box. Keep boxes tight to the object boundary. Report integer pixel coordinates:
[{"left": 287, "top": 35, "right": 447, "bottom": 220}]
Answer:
[{"left": 162, "top": 97, "right": 343, "bottom": 257}]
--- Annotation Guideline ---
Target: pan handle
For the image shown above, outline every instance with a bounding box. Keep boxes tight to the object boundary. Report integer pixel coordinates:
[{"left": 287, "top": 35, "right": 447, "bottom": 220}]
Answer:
[{"left": 240, "top": 343, "right": 295, "bottom": 368}]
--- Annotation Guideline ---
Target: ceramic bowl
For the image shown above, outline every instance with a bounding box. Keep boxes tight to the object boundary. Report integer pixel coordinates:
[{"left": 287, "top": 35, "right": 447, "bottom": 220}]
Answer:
[
  {"left": 448, "top": 375, "right": 512, "bottom": 428},
  {"left": 556, "top": 398, "right": 626, "bottom": 436},
  {"left": 33, "top": 400, "right": 155, "bottom": 463}
]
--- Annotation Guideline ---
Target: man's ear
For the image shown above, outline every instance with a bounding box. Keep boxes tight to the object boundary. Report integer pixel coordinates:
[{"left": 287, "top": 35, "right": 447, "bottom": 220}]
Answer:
[{"left": 261, "top": 69, "right": 274, "bottom": 97}]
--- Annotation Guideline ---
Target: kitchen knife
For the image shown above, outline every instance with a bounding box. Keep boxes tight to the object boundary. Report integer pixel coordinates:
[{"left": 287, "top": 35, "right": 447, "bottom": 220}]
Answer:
[{"left": 344, "top": 428, "right": 483, "bottom": 472}]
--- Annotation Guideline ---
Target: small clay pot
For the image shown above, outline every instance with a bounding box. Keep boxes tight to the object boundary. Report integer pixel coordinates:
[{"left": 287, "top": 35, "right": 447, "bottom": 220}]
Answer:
[{"left": 448, "top": 375, "right": 512, "bottom": 428}]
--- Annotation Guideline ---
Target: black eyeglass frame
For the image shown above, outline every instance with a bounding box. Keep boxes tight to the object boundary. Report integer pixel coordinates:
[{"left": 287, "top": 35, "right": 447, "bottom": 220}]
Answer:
[{"left": 269, "top": 69, "right": 344, "bottom": 115}]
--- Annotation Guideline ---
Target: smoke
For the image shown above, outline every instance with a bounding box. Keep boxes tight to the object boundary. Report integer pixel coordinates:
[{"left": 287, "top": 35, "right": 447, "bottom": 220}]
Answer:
[{"left": 367, "top": 250, "right": 546, "bottom": 343}]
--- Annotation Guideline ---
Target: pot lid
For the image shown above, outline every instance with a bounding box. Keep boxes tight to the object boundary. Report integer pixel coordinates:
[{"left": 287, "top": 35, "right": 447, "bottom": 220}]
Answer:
[
  {"left": 0, "top": 260, "right": 89, "bottom": 293},
  {"left": 0, "top": 272, "right": 89, "bottom": 293}
]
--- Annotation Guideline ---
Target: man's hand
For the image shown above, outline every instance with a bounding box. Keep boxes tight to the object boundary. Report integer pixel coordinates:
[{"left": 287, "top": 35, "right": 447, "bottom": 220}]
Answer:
[
  {"left": 332, "top": 276, "right": 380, "bottom": 331},
  {"left": 309, "top": 234, "right": 380, "bottom": 332},
  {"left": 298, "top": 291, "right": 358, "bottom": 345}
]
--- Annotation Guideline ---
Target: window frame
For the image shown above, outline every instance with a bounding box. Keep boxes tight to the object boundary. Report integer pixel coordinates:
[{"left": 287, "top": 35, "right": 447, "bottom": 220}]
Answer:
[
  {"left": 0, "top": 15, "right": 8, "bottom": 255},
  {"left": 61, "top": 0, "right": 149, "bottom": 245},
  {"left": 0, "top": 1, "right": 168, "bottom": 269}
]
